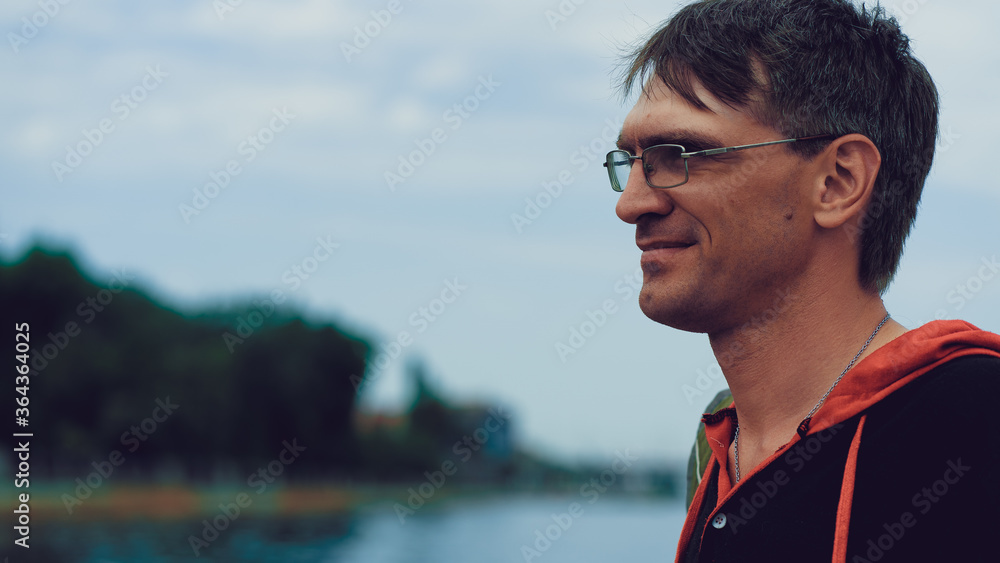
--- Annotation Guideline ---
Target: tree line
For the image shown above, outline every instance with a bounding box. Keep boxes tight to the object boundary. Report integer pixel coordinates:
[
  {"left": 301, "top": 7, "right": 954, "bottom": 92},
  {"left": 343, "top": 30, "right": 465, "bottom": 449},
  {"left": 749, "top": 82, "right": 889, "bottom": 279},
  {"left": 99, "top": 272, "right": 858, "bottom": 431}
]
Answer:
[{"left": 2, "top": 246, "right": 376, "bottom": 481}]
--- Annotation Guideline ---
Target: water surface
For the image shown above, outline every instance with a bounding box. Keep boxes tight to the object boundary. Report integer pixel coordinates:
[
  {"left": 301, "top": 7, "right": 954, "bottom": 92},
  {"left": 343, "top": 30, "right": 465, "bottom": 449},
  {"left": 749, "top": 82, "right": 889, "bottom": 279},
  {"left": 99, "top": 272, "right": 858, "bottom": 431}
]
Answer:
[{"left": 31, "top": 495, "right": 686, "bottom": 562}]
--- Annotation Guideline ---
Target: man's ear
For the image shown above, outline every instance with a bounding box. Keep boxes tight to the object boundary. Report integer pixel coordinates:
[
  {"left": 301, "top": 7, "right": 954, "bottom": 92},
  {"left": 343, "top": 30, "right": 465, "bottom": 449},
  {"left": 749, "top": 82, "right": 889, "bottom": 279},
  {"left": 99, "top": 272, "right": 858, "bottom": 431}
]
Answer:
[{"left": 811, "top": 134, "right": 881, "bottom": 229}]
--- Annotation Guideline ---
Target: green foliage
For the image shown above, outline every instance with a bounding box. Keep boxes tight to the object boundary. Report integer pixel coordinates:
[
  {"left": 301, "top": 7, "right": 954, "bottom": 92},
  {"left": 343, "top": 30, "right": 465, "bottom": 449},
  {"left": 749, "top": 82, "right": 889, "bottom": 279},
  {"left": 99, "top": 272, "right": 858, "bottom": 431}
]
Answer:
[{"left": 1, "top": 246, "right": 369, "bottom": 481}]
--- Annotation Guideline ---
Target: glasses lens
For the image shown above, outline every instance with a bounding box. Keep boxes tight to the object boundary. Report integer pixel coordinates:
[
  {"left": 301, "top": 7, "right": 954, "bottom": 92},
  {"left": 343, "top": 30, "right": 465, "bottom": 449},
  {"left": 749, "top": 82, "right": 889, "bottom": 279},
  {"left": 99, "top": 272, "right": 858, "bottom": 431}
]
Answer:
[
  {"left": 607, "top": 151, "right": 632, "bottom": 192},
  {"left": 643, "top": 145, "right": 686, "bottom": 188}
]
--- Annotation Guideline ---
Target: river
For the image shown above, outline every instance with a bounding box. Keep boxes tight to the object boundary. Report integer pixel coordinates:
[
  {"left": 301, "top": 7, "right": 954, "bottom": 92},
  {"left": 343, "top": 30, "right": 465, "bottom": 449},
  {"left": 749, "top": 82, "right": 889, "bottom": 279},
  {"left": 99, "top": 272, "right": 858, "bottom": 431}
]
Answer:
[{"left": 30, "top": 495, "right": 687, "bottom": 562}]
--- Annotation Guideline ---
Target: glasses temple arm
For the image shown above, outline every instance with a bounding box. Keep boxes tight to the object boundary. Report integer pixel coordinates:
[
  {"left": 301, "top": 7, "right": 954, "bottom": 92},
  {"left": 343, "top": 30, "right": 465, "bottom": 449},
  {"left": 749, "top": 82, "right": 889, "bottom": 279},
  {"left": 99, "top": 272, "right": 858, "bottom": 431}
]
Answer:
[{"left": 681, "top": 134, "right": 835, "bottom": 158}]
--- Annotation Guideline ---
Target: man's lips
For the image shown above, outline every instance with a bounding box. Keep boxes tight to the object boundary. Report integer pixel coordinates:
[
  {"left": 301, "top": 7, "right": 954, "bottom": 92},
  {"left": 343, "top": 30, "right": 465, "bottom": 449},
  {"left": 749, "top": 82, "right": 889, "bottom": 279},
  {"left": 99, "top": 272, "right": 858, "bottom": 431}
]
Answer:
[
  {"left": 636, "top": 240, "right": 696, "bottom": 251},
  {"left": 637, "top": 239, "right": 696, "bottom": 266}
]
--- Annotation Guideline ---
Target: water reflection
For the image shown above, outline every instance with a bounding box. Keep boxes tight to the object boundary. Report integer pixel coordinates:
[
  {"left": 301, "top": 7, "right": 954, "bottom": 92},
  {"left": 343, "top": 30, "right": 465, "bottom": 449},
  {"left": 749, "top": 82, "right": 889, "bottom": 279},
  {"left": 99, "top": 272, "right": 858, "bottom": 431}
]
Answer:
[{"left": 25, "top": 496, "right": 685, "bottom": 562}]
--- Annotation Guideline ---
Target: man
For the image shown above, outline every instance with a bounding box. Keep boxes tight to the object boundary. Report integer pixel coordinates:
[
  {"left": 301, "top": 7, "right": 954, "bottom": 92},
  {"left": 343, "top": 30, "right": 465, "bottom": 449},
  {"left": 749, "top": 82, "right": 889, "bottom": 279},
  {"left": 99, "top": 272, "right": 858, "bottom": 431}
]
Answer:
[{"left": 607, "top": 1, "right": 1000, "bottom": 561}]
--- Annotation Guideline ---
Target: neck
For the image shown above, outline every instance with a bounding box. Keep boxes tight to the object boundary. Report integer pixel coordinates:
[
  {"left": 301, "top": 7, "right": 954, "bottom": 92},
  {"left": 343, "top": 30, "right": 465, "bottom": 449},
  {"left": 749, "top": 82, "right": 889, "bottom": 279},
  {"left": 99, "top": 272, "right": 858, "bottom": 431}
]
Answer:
[{"left": 709, "top": 279, "right": 907, "bottom": 456}]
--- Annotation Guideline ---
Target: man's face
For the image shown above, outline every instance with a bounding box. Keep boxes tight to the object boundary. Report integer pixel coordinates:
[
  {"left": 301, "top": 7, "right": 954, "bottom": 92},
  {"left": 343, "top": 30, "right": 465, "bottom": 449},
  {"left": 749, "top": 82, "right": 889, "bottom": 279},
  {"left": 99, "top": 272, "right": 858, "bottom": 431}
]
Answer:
[{"left": 616, "top": 78, "right": 818, "bottom": 334}]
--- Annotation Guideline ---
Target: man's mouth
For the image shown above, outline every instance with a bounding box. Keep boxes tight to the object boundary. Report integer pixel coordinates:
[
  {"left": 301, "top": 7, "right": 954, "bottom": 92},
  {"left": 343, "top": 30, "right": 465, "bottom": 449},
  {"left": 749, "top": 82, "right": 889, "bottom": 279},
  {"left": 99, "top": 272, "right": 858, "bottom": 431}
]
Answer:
[
  {"left": 637, "top": 239, "right": 696, "bottom": 269},
  {"left": 637, "top": 240, "right": 696, "bottom": 251}
]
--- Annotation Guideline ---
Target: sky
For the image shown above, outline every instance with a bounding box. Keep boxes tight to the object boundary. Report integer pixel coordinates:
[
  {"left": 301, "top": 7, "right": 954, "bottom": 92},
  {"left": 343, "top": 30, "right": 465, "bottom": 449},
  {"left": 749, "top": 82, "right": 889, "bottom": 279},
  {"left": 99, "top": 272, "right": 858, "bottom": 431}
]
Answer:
[{"left": 2, "top": 0, "right": 998, "bottom": 467}]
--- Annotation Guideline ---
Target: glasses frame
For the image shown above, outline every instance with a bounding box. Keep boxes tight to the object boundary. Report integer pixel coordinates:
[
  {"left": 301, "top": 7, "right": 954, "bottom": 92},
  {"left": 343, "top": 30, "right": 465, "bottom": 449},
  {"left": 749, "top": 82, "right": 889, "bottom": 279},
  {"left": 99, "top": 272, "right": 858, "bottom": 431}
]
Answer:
[{"left": 603, "top": 134, "right": 835, "bottom": 192}]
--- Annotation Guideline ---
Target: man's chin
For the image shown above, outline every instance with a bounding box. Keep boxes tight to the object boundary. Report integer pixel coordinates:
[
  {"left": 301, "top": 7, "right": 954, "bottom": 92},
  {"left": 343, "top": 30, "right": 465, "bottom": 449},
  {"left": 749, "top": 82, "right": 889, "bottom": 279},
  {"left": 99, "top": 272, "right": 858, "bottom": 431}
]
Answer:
[{"left": 637, "top": 288, "right": 712, "bottom": 334}]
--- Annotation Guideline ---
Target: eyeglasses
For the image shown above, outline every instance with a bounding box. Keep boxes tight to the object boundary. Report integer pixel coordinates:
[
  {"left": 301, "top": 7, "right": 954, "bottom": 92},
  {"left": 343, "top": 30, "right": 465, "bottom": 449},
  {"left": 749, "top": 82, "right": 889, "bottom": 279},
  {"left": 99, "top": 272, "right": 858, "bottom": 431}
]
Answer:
[{"left": 603, "top": 134, "right": 834, "bottom": 192}]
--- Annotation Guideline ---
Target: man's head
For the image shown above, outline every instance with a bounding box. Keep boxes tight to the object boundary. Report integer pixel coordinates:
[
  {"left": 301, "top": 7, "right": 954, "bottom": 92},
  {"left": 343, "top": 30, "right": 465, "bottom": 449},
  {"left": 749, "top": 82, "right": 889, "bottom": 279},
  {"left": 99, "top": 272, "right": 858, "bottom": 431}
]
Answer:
[{"left": 614, "top": 0, "right": 938, "bottom": 330}]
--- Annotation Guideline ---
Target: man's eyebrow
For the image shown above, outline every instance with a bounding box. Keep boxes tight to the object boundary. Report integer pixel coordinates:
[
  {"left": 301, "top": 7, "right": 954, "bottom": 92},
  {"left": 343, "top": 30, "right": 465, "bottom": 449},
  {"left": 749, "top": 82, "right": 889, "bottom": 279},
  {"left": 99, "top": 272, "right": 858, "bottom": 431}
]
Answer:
[{"left": 634, "top": 130, "right": 724, "bottom": 152}]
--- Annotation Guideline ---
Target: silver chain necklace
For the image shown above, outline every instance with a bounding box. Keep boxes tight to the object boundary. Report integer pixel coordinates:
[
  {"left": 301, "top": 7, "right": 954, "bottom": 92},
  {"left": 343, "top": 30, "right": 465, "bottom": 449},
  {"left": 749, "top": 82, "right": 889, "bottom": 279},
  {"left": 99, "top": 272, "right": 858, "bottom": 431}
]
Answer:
[{"left": 733, "top": 312, "right": 890, "bottom": 483}]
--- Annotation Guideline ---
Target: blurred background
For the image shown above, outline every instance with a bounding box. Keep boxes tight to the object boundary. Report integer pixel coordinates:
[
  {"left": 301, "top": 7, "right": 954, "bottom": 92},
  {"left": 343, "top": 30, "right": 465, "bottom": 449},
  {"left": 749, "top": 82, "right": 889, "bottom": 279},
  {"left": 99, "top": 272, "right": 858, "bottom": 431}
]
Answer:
[{"left": 1, "top": 0, "right": 997, "bottom": 561}]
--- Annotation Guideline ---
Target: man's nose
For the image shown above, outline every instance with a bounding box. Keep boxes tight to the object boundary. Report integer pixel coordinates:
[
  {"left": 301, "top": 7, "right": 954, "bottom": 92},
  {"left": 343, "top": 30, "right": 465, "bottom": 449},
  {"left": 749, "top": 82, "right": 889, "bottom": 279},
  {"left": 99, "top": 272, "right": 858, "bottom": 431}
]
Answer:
[{"left": 615, "top": 165, "right": 676, "bottom": 224}]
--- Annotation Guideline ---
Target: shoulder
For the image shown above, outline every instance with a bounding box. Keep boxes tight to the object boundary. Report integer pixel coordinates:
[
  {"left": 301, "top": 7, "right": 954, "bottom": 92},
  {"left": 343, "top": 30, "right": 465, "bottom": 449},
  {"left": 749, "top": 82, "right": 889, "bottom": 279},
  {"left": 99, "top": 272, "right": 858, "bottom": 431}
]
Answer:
[
  {"left": 872, "top": 353, "right": 1000, "bottom": 423},
  {"left": 847, "top": 354, "right": 1000, "bottom": 560},
  {"left": 862, "top": 353, "right": 1000, "bottom": 452}
]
